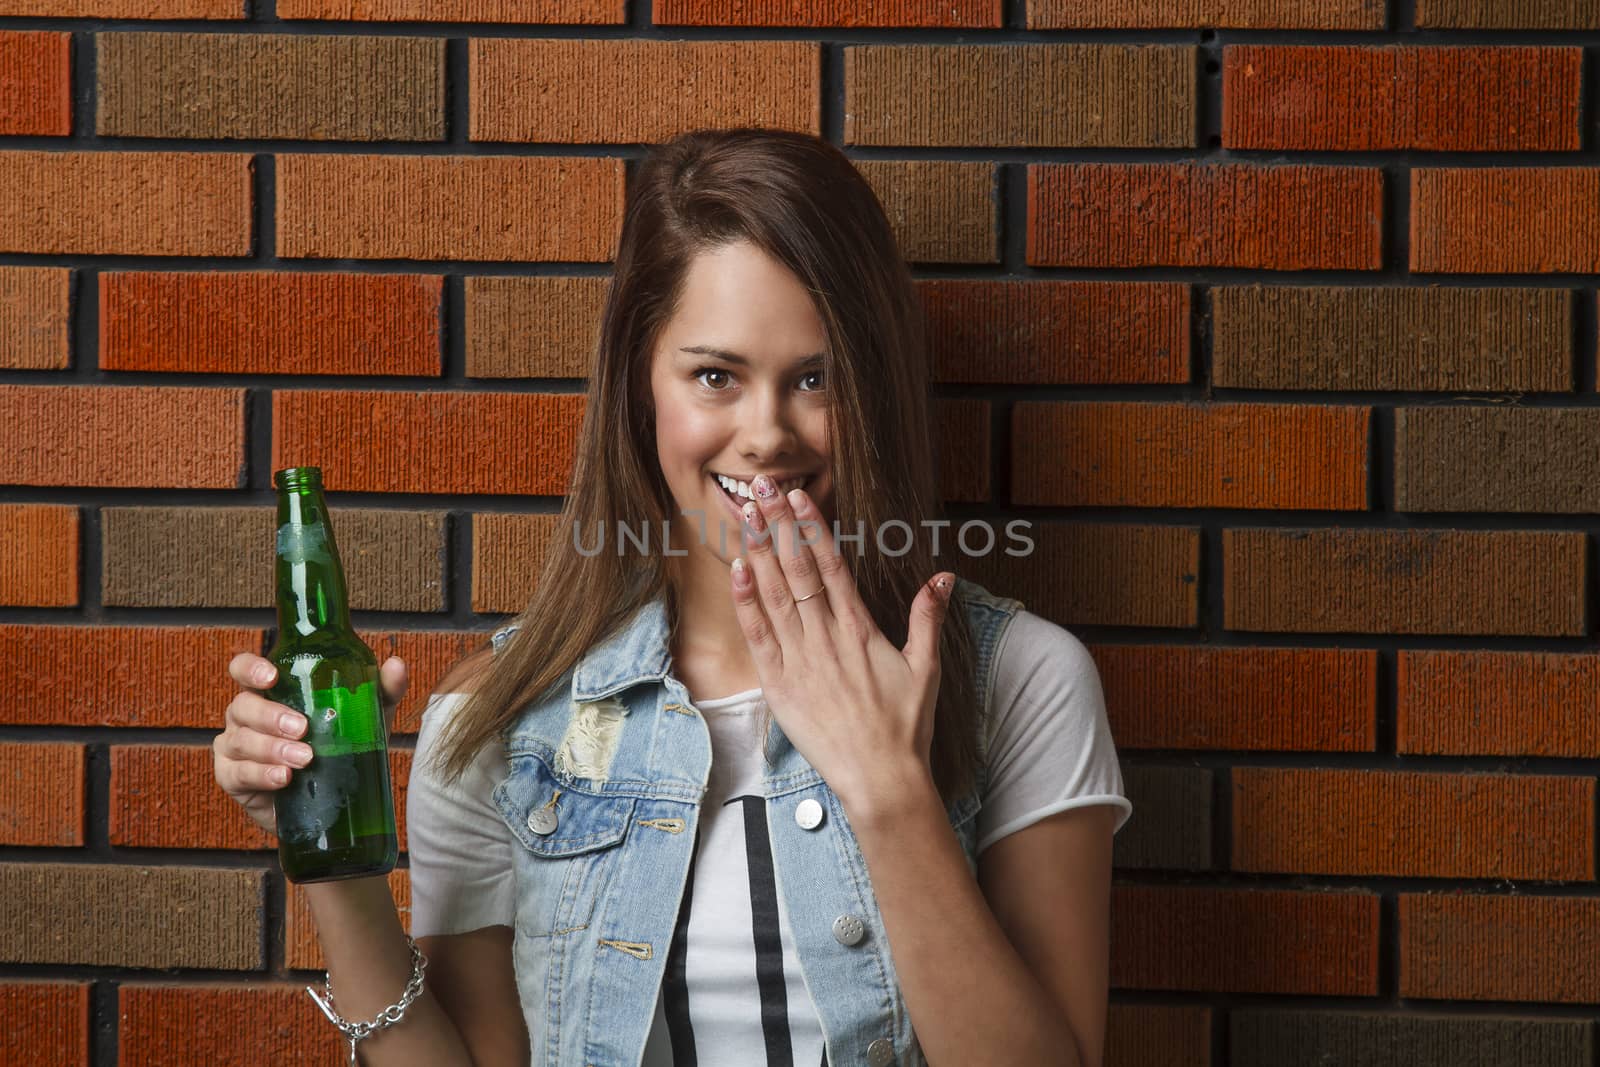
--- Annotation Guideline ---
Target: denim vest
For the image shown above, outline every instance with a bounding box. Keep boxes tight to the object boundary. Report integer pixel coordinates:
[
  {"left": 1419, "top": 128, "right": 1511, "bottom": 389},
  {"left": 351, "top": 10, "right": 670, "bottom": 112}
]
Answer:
[{"left": 488, "top": 576, "right": 1023, "bottom": 1067}]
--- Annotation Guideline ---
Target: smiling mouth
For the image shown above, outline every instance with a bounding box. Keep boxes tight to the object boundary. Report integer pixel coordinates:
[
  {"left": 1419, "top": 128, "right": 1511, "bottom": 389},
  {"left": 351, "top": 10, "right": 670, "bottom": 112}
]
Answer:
[{"left": 710, "top": 472, "right": 811, "bottom": 508}]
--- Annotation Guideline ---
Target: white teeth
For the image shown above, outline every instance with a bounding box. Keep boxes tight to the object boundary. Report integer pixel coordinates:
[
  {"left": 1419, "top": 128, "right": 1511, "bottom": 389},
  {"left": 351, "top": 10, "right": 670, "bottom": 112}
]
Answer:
[{"left": 714, "top": 473, "right": 807, "bottom": 502}]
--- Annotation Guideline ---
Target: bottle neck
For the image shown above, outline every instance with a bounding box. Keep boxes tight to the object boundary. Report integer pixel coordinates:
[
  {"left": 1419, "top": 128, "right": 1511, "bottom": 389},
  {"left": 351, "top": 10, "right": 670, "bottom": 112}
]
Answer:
[{"left": 275, "top": 483, "right": 353, "bottom": 638}]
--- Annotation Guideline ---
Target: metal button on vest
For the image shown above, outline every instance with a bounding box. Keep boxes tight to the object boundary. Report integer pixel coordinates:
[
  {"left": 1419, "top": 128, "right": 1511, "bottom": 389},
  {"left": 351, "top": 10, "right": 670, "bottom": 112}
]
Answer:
[
  {"left": 795, "top": 798, "right": 825, "bottom": 831},
  {"left": 527, "top": 806, "right": 558, "bottom": 836},
  {"left": 866, "top": 1038, "right": 896, "bottom": 1065},
  {"left": 832, "top": 914, "right": 866, "bottom": 947}
]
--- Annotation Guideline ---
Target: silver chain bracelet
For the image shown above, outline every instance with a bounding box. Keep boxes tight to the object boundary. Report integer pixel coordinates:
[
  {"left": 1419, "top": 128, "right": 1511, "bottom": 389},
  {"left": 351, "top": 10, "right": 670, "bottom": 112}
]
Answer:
[{"left": 306, "top": 936, "right": 429, "bottom": 1065}]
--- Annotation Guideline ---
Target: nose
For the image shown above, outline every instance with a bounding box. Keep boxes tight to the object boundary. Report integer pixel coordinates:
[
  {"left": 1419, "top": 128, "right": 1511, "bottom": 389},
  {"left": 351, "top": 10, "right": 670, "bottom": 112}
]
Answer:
[{"left": 738, "top": 387, "right": 800, "bottom": 462}]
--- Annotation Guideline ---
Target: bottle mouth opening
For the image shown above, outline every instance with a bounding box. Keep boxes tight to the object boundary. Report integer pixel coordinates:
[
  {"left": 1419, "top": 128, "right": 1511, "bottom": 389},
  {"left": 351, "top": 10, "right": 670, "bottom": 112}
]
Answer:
[{"left": 274, "top": 466, "right": 324, "bottom": 491}]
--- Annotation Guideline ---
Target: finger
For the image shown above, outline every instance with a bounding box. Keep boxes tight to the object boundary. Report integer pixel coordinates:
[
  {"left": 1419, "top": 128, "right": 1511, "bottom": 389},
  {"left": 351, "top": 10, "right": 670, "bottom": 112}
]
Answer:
[
  {"left": 739, "top": 497, "right": 805, "bottom": 648},
  {"left": 748, "top": 476, "right": 828, "bottom": 636},
  {"left": 216, "top": 723, "right": 313, "bottom": 775},
  {"left": 379, "top": 656, "right": 408, "bottom": 737},
  {"left": 784, "top": 486, "right": 871, "bottom": 638},
  {"left": 228, "top": 651, "right": 277, "bottom": 691},
  {"left": 215, "top": 742, "right": 296, "bottom": 792},
  {"left": 903, "top": 572, "right": 956, "bottom": 679},
  {"left": 729, "top": 557, "right": 784, "bottom": 677},
  {"left": 226, "top": 690, "right": 307, "bottom": 741}
]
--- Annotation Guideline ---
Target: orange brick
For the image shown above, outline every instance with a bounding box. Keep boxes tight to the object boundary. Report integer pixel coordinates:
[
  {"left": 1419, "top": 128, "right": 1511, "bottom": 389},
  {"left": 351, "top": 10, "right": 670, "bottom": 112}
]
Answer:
[
  {"left": 0, "top": 982, "right": 89, "bottom": 1066},
  {"left": 471, "top": 512, "right": 560, "bottom": 614},
  {"left": 471, "top": 39, "right": 819, "bottom": 143},
  {"left": 845, "top": 45, "right": 1193, "bottom": 147},
  {"left": 1028, "top": 0, "right": 1384, "bottom": 27},
  {"left": 1224, "top": 529, "right": 1587, "bottom": 636},
  {"left": 0, "top": 266, "right": 70, "bottom": 370},
  {"left": 120, "top": 984, "right": 346, "bottom": 1064},
  {"left": 1013, "top": 402, "right": 1368, "bottom": 509},
  {"left": 285, "top": 868, "right": 410, "bottom": 969},
  {"left": 0, "top": 743, "right": 84, "bottom": 847},
  {"left": 1113, "top": 885, "right": 1379, "bottom": 995},
  {"left": 0, "top": 504, "right": 78, "bottom": 607},
  {"left": 0, "top": 385, "right": 245, "bottom": 488},
  {"left": 101, "top": 272, "right": 442, "bottom": 376},
  {"left": 1233, "top": 768, "right": 1593, "bottom": 880},
  {"left": 0, "top": 625, "right": 262, "bottom": 728},
  {"left": 1106, "top": 1004, "right": 1211, "bottom": 1067},
  {"left": 935, "top": 398, "right": 989, "bottom": 503},
  {"left": 0, "top": 32, "right": 70, "bottom": 136},
  {"left": 657, "top": 0, "right": 1001, "bottom": 25},
  {"left": 0, "top": 0, "right": 238, "bottom": 13},
  {"left": 1029, "top": 164, "right": 1383, "bottom": 270},
  {"left": 465, "top": 275, "right": 607, "bottom": 379},
  {"left": 272, "top": 390, "right": 582, "bottom": 495},
  {"left": 1224, "top": 46, "right": 1580, "bottom": 151},
  {"left": 857, "top": 160, "right": 997, "bottom": 264},
  {"left": 0, "top": 151, "right": 251, "bottom": 256},
  {"left": 277, "top": 155, "right": 621, "bottom": 262},
  {"left": 1413, "top": 168, "right": 1600, "bottom": 273},
  {"left": 356, "top": 630, "right": 486, "bottom": 734},
  {"left": 922, "top": 280, "right": 1189, "bottom": 386},
  {"left": 110, "top": 744, "right": 411, "bottom": 852},
  {"left": 1400, "top": 894, "right": 1600, "bottom": 1002},
  {"left": 1399, "top": 650, "right": 1600, "bottom": 756},
  {"left": 1095, "top": 645, "right": 1376, "bottom": 751},
  {"left": 1417, "top": 0, "right": 1600, "bottom": 27},
  {"left": 279, "top": 0, "right": 619, "bottom": 19}
]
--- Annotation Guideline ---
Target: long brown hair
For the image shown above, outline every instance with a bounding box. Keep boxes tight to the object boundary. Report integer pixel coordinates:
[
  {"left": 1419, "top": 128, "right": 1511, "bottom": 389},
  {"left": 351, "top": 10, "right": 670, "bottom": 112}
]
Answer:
[{"left": 435, "top": 127, "right": 982, "bottom": 802}]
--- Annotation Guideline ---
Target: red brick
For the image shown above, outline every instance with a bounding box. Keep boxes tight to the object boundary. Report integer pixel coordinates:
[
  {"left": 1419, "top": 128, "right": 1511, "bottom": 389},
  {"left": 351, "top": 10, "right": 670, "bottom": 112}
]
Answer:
[
  {"left": 1400, "top": 894, "right": 1600, "bottom": 1002},
  {"left": 471, "top": 512, "right": 560, "bottom": 614},
  {"left": 922, "top": 280, "right": 1189, "bottom": 386},
  {"left": 0, "top": 0, "right": 238, "bottom": 13},
  {"left": 101, "top": 272, "right": 442, "bottom": 376},
  {"left": 1013, "top": 402, "right": 1368, "bottom": 509},
  {"left": 0, "top": 625, "right": 261, "bottom": 728},
  {"left": 110, "top": 744, "right": 411, "bottom": 852},
  {"left": 1224, "top": 529, "right": 1587, "bottom": 636},
  {"left": 845, "top": 45, "right": 1193, "bottom": 148},
  {"left": 1095, "top": 645, "right": 1376, "bottom": 751},
  {"left": 1417, "top": 0, "right": 1600, "bottom": 27},
  {"left": 1233, "top": 768, "right": 1593, "bottom": 880},
  {"left": 1413, "top": 168, "right": 1600, "bottom": 273},
  {"left": 1224, "top": 46, "right": 1580, "bottom": 151},
  {"left": 272, "top": 390, "right": 582, "bottom": 495},
  {"left": 1106, "top": 1004, "right": 1211, "bottom": 1067},
  {"left": 0, "top": 743, "right": 84, "bottom": 847},
  {"left": 658, "top": 0, "right": 1001, "bottom": 25},
  {"left": 465, "top": 275, "right": 607, "bottom": 378},
  {"left": 1029, "top": 164, "right": 1383, "bottom": 270},
  {"left": 279, "top": 0, "right": 618, "bottom": 19},
  {"left": 356, "top": 630, "right": 486, "bottom": 734},
  {"left": 0, "top": 266, "right": 70, "bottom": 370},
  {"left": 1113, "top": 885, "right": 1379, "bottom": 995},
  {"left": 935, "top": 398, "right": 989, "bottom": 503},
  {"left": 277, "top": 155, "right": 621, "bottom": 261},
  {"left": 1399, "top": 650, "right": 1600, "bottom": 757},
  {"left": 857, "top": 160, "right": 997, "bottom": 264},
  {"left": 1028, "top": 0, "right": 1384, "bottom": 28},
  {"left": 120, "top": 984, "right": 346, "bottom": 1064},
  {"left": 0, "top": 385, "right": 245, "bottom": 488},
  {"left": 284, "top": 868, "right": 409, "bottom": 969},
  {"left": 0, "top": 504, "right": 78, "bottom": 607},
  {"left": 0, "top": 982, "right": 89, "bottom": 1066},
  {"left": 0, "top": 151, "right": 251, "bottom": 256},
  {"left": 0, "top": 32, "right": 70, "bottom": 136},
  {"left": 471, "top": 39, "right": 819, "bottom": 143}
]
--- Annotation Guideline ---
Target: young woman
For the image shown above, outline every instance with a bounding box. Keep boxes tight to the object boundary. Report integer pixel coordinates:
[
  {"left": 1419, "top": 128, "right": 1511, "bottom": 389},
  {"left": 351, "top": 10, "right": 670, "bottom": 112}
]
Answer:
[{"left": 214, "top": 127, "right": 1130, "bottom": 1067}]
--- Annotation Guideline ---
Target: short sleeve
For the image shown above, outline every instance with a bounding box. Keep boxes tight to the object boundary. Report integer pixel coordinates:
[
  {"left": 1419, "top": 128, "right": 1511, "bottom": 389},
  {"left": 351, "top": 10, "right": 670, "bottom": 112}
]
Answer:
[
  {"left": 975, "top": 609, "right": 1132, "bottom": 856},
  {"left": 407, "top": 692, "right": 516, "bottom": 937}
]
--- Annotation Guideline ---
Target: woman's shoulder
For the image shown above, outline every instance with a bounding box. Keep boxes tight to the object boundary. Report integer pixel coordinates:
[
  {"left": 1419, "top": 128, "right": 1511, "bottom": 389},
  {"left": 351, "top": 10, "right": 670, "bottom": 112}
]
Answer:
[{"left": 993, "top": 608, "right": 1101, "bottom": 694}]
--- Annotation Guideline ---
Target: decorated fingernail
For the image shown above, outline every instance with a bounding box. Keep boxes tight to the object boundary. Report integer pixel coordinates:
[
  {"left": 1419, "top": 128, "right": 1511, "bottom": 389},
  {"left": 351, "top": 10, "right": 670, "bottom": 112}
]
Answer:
[
  {"left": 743, "top": 501, "right": 765, "bottom": 530},
  {"left": 753, "top": 475, "right": 777, "bottom": 499}
]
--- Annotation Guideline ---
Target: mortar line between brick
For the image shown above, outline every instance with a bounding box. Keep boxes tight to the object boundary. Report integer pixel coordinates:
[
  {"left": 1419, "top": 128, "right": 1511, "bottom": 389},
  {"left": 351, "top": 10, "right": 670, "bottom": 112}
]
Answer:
[
  {"left": 1378, "top": 892, "right": 1397, "bottom": 1002},
  {"left": 446, "top": 37, "right": 468, "bottom": 145},
  {"left": 253, "top": 153, "right": 275, "bottom": 262},
  {"left": 91, "top": 978, "right": 116, "bottom": 1067},
  {"left": 820, "top": 41, "right": 839, "bottom": 144},
  {"left": 1577, "top": 290, "right": 1597, "bottom": 395},
  {"left": 999, "top": 164, "right": 1027, "bottom": 273},
  {"left": 451, "top": 510, "right": 473, "bottom": 624},
  {"left": 71, "top": 30, "right": 93, "bottom": 142}
]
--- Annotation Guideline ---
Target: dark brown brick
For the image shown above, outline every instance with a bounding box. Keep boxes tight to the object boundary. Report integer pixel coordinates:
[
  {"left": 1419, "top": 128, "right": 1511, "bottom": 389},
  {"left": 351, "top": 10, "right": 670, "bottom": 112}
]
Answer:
[
  {"left": 471, "top": 512, "right": 560, "bottom": 614},
  {"left": 1013, "top": 402, "right": 1368, "bottom": 509},
  {"left": 0, "top": 864, "right": 262, "bottom": 969},
  {"left": 1400, "top": 894, "right": 1600, "bottom": 1002},
  {"left": 1106, "top": 1004, "right": 1211, "bottom": 1067},
  {"left": 1114, "top": 764, "right": 1212, "bottom": 870},
  {"left": 0, "top": 504, "right": 78, "bottom": 607},
  {"left": 1399, "top": 650, "right": 1600, "bottom": 757},
  {"left": 1113, "top": 885, "right": 1379, "bottom": 995},
  {"left": 922, "top": 280, "right": 1189, "bottom": 386},
  {"left": 0, "top": 625, "right": 262, "bottom": 728},
  {"left": 934, "top": 398, "right": 989, "bottom": 504},
  {"left": 1224, "top": 45, "right": 1581, "bottom": 151},
  {"left": 1, "top": 385, "right": 245, "bottom": 488},
  {"left": 0, "top": 266, "right": 70, "bottom": 370},
  {"left": 1231, "top": 1010, "right": 1592, "bottom": 1067},
  {"left": 1212, "top": 286, "right": 1572, "bottom": 392},
  {"left": 657, "top": 0, "right": 1001, "bottom": 25},
  {"left": 466, "top": 275, "right": 606, "bottom": 379},
  {"left": 0, "top": 743, "right": 84, "bottom": 847},
  {"left": 1233, "top": 768, "right": 1593, "bottom": 880},
  {"left": 1029, "top": 0, "right": 1384, "bottom": 28},
  {"left": 1223, "top": 529, "right": 1587, "bottom": 636},
  {"left": 101, "top": 272, "right": 442, "bottom": 375},
  {"left": 101, "top": 507, "right": 446, "bottom": 612},
  {"left": 278, "top": 0, "right": 619, "bottom": 19},
  {"left": 1413, "top": 168, "right": 1600, "bottom": 273},
  {"left": 846, "top": 45, "right": 1193, "bottom": 147},
  {"left": 97, "top": 33, "right": 444, "bottom": 140},
  {"left": 1029, "top": 164, "right": 1383, "bottom": 270},
  {"left": 0, "top": 982, "right": 89, "bottom": 1066},
  {"left": 857, "top": 160, "right": 997, "bottom": 264},
  {"left": 1417, "top": 0, "right": 1600, "bottom": 27},
  {"left": 0, "top": 31, "right": 70, "bottom": 136},
  {"left": 119, "top": 984, "right": 345, "bottom": 1063},
  {"left": 284, "top": 869, "right": 409, "bottom": 969},
  {"left": 471, "top": 39, "right": 818, "bottom": 142},
  {"left": 1097, "top": 645, "right": 1376, "bottom": 751},
  {"left": 1396, "top": 408, "right": 1600, "bottom": 512}
]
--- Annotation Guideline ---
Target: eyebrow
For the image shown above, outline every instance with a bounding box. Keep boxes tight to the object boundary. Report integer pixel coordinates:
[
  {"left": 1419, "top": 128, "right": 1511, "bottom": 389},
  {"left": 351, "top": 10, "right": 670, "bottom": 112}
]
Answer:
[{"left": 679, "top": 345, "right": 826, "bottom": 368}]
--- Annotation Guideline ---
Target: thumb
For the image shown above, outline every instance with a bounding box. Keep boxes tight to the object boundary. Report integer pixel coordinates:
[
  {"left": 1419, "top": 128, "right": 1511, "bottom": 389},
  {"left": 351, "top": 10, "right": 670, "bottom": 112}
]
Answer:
[
  {"left": 379, "top": 656, "right": 409, "bottom": 735},
  {"left": 903, "top": 573, "right": 955, "bottom": 678}
]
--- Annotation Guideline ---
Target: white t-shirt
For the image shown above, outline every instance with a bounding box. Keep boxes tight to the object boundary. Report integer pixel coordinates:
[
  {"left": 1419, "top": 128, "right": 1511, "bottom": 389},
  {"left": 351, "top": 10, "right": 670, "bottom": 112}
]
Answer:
[{"left": 407, "top": 609, "right": 1131, "bottom": 1064}]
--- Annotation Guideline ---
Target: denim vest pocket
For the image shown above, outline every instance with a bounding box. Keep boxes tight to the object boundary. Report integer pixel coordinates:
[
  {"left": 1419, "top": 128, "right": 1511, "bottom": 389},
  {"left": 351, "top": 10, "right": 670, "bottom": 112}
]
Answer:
[{"left": 494, "top": 751, "right": 637, "bottom": 937}]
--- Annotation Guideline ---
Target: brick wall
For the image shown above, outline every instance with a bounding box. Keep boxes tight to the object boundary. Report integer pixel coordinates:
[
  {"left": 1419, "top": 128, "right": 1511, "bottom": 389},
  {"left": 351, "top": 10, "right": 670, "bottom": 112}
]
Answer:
[{"left": 0, "top": 1, "right": 1595, "bottom": 1064}]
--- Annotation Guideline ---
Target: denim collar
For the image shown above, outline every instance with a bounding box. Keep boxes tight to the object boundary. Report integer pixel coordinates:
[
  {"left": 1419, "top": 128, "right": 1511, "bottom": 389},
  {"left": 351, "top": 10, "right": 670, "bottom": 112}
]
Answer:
[{"left": 570, "top": 591, "right": 674, "bottom": 702}]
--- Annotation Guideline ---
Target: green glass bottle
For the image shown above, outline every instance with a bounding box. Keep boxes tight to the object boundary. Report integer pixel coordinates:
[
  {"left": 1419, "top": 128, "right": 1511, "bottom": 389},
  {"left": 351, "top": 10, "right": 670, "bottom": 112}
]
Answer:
[{"left": 267, "top": 466, "right": 398, "bottom": 884}]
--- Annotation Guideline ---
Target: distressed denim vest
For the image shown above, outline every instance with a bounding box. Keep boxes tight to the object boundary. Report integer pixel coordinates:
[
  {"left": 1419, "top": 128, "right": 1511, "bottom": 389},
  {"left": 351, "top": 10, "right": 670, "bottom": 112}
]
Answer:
[{"left": 488, "top": 576, "right": 1023, "bottom": 1067}]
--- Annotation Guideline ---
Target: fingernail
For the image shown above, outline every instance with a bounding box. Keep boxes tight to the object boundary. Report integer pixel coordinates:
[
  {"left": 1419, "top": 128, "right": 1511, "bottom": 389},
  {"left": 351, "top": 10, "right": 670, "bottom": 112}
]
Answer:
[
  {"left": 253, "top": 664, "right": 274, "bottom": 685},
  {"left": 283, "top": 743, "right": 313, "bottom": 767},
  {"left": 753, "top": 475, "right": 777, "bottom": 499},
  {"left": 787, "top": 488, "right": 807, "bottom": 513},
  {"left": 270, "top": 766, "right": 288, "bottom": 785},
  {"left": 743, "top": 501, "right": 765, "bottom": 530},
  {"left": 279, "top": 712, "right": 304, "bottom": 736}
]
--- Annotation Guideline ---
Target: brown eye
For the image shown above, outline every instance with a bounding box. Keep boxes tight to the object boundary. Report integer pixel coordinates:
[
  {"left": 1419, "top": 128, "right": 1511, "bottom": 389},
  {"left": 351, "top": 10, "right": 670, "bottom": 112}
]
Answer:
[
  {"left": 694, "top": 367, "right": 730, "bottom": 390},
  {"left": 799, "top": 371, "right": 825, "bottom": 392}
]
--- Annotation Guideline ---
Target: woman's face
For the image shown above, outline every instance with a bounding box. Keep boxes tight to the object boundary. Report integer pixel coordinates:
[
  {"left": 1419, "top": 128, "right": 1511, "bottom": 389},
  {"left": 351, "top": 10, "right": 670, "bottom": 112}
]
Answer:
[{"left": 649, "top": 239, "right": 834, "bottom": 565}]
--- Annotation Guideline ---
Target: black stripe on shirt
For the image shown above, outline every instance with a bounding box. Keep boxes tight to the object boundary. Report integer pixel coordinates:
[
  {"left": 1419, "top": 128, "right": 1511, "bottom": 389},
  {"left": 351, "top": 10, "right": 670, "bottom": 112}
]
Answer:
[
  {"left": 664, "top": 822, "right": 700, "bottom": 1066},
  {"left": 740, "top": 794, "right": 794, "bottom": 1067}
]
